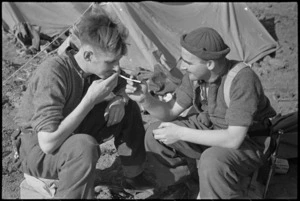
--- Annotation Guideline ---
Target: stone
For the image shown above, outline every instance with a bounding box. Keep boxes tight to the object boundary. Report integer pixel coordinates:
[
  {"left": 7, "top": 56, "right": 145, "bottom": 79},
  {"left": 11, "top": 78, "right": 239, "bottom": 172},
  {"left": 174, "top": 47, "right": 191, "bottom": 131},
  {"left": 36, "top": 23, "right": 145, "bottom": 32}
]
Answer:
[{"left": 268, "top": 58, "right": 285, "bottom": 69}]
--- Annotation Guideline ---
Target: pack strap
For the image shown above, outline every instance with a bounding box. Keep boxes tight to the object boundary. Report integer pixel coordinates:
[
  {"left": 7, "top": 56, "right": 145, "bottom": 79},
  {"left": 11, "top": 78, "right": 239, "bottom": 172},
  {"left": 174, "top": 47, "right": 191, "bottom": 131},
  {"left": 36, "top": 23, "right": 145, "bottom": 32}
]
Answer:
[{"left": 224, "top": 62, "right": 249, "bottom": 107}]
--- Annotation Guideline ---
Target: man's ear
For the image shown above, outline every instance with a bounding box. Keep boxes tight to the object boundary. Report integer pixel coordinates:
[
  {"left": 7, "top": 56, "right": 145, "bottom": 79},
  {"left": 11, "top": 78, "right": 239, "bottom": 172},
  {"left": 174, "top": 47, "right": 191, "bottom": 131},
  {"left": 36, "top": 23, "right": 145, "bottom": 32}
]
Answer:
[
  {"left": 206, "top": 60, "right": 215, "bottom": 70},
  {"left": 83, "top": 50, "right": 93, "bottom": 62}
]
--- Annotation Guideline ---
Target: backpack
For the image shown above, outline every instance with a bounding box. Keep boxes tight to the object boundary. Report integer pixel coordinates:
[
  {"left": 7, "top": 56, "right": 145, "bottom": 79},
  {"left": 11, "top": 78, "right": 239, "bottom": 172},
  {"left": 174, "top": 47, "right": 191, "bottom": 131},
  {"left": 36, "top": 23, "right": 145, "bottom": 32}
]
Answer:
[
  {"left": 223, "top": 62, "right": 298, "bottom": 149},
  {"left": 223, "top": 62, "right": 249, "bottom": 107}
]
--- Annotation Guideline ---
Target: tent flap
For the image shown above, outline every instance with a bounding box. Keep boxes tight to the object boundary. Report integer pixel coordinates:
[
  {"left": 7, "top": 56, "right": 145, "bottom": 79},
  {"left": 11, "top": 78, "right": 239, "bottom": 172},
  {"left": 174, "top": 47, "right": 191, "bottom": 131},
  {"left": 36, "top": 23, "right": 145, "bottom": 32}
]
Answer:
[{"left": 2, "top": 2, "right": 278, "bottom": 74}]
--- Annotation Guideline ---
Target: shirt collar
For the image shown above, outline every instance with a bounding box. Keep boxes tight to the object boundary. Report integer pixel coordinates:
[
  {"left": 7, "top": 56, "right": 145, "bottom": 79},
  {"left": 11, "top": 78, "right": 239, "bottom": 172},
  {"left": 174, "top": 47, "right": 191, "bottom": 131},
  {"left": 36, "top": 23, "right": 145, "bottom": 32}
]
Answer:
[{"left": 66, "top": 50, "right": 90, "bottom": 79}]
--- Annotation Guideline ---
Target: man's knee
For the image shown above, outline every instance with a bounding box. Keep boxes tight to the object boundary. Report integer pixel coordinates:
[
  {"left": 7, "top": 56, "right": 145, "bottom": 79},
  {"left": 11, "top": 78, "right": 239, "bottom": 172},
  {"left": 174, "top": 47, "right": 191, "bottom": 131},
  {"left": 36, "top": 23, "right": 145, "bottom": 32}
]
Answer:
[
  {"left": 198, "top": 147, "right": 231, "bottom": 176},
  {"left": 123, "top": 100, "right": 143, "bottom": 125},
  {"left": 145, "top": 121, "right": 161, "bottom": 151},
  {"left": 64, "top": 134, "right": 100, "bottom": 163}
]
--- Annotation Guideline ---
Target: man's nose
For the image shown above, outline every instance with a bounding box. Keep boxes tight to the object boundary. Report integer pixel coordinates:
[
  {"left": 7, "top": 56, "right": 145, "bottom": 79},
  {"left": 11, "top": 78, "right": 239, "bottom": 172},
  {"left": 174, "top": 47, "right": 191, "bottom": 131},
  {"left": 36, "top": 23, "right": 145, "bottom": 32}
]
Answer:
[{"left": 113, "top": 64, "right": 120, "bottom": 73}]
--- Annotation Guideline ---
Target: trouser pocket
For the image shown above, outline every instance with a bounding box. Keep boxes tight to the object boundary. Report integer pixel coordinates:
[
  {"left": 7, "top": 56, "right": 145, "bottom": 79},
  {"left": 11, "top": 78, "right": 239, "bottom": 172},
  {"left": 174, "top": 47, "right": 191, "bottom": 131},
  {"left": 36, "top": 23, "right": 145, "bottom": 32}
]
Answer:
[
  {"left": 12, "top": 129, "right": 38, "bottom": 171},
  {"left": 11, "top": 128, "right": 22, "bottom": 169}
]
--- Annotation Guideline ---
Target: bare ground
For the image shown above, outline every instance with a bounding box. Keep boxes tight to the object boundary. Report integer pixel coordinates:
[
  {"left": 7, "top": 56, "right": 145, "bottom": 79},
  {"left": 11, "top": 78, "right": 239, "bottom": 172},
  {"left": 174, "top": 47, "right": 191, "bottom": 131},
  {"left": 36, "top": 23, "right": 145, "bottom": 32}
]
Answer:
[{"left": 2, "top": 2, "right": 297, "bottom": 199}]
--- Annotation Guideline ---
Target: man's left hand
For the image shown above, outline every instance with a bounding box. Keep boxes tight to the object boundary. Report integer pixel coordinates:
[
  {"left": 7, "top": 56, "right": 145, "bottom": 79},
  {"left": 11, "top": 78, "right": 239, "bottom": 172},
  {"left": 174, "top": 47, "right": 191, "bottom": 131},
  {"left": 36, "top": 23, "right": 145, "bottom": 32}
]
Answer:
[
  {"left": 153, "top": 122, "right": 183, "bottom": 145},
  {"left": 104, "top": 96, "right": 126, "bottom": 127}
]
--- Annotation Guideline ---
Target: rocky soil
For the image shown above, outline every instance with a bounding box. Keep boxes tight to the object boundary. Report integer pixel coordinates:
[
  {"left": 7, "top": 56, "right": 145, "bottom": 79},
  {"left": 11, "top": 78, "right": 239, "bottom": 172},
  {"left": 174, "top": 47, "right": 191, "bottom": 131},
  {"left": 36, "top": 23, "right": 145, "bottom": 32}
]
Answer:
[{"left": 2, "top": 2, "right": 297, "bottom": 199}]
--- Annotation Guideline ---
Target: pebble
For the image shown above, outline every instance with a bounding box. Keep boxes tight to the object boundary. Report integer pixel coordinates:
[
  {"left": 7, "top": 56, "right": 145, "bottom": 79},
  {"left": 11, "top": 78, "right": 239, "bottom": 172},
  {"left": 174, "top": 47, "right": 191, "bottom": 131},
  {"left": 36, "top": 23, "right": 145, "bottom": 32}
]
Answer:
[
  {"left": 268, "top": 58, "right": 285, "bottom": 69},
  {"left": 6, "top": 92, "right": 12, "bottom": 97},
  {"left": 252, "top": 62, "right": 261, "bottom": 69},
  {"left": 272, "top": 92, "right": 281, "bottom": 101},
  {"left": 2, "top": 96, "right": 9, "bottom": 105},
  {"left": 20, "top": 85, "right": 27, "bottom": 91},
  {"left": 263, "top": 55, "right": 271, "bottom": 63}
]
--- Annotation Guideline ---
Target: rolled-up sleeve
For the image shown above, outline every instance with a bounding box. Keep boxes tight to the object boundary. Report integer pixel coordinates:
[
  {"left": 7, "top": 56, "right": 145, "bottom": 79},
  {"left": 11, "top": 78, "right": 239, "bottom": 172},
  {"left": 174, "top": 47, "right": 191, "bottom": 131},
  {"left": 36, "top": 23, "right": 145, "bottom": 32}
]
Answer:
[
  {"left": 225, "top": 69, "right": 261, "bottom": 127},
  {"left": 30, "top": 60, "right": 68, "bottom": 133}
]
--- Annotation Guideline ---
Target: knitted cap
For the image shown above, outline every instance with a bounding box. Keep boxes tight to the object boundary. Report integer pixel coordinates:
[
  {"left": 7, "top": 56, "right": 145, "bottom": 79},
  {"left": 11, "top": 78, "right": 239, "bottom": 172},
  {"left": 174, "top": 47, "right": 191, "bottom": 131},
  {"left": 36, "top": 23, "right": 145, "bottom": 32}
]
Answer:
[{"left": 180, "top": 27, "right": 230, "bottom": 60}]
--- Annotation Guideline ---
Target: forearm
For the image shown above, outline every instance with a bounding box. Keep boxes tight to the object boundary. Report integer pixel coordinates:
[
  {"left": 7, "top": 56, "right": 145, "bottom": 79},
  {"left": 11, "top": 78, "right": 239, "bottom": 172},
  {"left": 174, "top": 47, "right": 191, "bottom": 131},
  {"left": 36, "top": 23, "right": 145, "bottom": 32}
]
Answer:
[
  {"left": 38, "top": 96, "right": 95, "bottom": 154},
  {"left": 178, "top": 127, "right": 245, "bottom": 149},
  {"left": 140, "top": 93, "right": 177, "bottom": 121}
]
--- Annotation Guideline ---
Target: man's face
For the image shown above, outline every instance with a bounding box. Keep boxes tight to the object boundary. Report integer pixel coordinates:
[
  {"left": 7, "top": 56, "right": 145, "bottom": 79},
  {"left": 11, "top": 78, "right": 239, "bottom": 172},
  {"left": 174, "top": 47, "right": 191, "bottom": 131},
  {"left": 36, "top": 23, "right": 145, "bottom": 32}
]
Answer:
[
  {"left": 90, "top": 49, "right": 122, "bottom": 79},
  {"left": 179, "top": 47, "right": 211, "bottom": 82}
]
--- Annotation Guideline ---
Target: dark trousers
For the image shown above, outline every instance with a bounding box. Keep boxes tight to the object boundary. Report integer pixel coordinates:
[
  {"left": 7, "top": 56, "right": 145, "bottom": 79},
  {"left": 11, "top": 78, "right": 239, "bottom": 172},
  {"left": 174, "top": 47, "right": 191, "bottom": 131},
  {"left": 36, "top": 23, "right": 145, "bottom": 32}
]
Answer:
[
  {"left": 19, "top": 100, "right": 146, "bottom": 199},
  {"left": 145, "top": 113, "right": 266, "bottom": 199}
]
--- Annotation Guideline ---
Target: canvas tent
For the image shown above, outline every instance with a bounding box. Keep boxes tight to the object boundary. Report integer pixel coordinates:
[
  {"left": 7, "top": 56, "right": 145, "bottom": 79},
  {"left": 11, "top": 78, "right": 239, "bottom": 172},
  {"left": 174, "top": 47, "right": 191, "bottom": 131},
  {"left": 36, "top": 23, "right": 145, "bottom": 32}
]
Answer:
[{"left": 2, "top": 2, "right": 279, "bottom": 80}]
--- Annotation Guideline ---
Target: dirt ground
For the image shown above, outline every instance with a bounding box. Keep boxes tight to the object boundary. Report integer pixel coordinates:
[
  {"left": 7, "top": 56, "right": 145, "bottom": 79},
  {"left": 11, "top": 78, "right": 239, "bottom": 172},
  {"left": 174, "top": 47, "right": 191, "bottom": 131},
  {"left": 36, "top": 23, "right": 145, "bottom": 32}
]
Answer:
[{"left": 2, "top": 2, "right": 298, "bottom": 199}]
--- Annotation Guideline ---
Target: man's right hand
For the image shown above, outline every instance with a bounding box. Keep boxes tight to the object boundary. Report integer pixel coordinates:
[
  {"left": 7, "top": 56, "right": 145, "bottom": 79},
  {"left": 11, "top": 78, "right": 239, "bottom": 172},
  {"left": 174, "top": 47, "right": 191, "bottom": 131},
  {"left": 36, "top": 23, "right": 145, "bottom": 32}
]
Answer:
[
  {"left": 125, "top": 75, "right": 149, "bottom": 103},
  {"left": 85, "top": 72, "right": 119, "bottom": 105}
]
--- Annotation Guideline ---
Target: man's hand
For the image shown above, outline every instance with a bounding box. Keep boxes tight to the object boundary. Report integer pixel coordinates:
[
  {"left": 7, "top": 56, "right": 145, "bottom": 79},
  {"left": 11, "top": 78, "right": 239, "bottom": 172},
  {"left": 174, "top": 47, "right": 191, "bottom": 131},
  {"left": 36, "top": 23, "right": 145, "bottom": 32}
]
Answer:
[
  {"left": 198, "top": 112, "right": 212, "bottom": 128},
  {"left": 125, "top": 75, "right": 148, "bottom": 103},
  {"left": 85, "top": 73, "right": 119, "bottom": 106},
  {"left": 104, "top": 96, "right": 125, "bottom": 127},
  {"left": 153, "top": 122, "right": 185, "bottom": 145}
]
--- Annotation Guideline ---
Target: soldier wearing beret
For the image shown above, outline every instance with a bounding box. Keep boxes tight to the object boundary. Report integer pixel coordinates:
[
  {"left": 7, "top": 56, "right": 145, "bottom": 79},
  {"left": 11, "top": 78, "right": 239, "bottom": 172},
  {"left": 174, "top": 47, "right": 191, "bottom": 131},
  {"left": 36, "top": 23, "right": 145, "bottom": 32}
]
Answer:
[{"left": 125, "top": 27, "right": 276, "bottom": 199}]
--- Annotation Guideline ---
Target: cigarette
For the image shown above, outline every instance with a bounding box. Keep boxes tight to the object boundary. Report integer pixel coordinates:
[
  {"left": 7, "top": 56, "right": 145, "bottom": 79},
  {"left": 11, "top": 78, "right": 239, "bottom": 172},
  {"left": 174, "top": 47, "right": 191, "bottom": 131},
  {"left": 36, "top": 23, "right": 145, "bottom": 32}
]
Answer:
[{"left": 119, "top": 74, "right": 141, "bottom": 83}]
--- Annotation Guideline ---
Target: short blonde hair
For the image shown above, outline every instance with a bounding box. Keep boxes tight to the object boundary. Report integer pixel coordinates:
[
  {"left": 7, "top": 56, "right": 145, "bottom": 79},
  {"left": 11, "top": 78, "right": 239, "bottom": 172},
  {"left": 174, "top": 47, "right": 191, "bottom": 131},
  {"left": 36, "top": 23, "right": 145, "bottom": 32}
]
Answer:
[{"left": 76, "top": 11, "right": 128, "bottom": 58}]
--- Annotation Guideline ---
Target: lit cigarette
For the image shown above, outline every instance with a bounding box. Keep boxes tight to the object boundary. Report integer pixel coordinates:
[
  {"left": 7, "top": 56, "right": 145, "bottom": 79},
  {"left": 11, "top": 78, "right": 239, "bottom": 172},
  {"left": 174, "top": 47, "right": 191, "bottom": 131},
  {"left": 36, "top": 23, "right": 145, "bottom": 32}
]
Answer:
[{"left": 119, "top": 74, "right": 141, "bottom": 83}]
